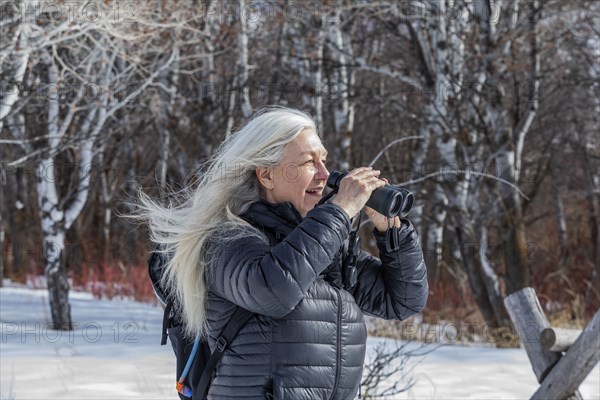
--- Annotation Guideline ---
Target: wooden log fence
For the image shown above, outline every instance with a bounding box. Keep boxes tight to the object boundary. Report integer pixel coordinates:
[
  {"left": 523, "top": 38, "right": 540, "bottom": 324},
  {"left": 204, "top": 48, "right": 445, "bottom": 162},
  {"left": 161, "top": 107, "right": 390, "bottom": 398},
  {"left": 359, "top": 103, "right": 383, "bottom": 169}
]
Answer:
[
  {"left": 540, "top": 327, "right": 582, "bottom": 352},
  {"left": 504, "top": 287, "right": 599, "bottom": 400},
  {"left": 532, "top": 311, "right": 600, "bottom": 399}
]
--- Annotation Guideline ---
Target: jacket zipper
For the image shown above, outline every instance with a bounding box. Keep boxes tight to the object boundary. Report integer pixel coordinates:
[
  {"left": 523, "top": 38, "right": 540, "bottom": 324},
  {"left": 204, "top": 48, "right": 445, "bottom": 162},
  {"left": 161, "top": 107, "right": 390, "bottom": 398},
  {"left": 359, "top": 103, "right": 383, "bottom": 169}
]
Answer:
[{"left": 329, "top": 287, "right": 342, "bottom": 400}]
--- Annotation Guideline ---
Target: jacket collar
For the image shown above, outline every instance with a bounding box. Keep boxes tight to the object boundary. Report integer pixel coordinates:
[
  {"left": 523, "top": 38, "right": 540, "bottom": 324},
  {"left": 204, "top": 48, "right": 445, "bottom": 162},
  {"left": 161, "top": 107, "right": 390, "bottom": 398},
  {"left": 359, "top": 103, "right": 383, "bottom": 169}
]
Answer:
[
  {"left": 241, "top": 200, "right": 303, "bottom": 238},
  {"left": 242, "top": 200, "right": 345, "bottom": 289}
]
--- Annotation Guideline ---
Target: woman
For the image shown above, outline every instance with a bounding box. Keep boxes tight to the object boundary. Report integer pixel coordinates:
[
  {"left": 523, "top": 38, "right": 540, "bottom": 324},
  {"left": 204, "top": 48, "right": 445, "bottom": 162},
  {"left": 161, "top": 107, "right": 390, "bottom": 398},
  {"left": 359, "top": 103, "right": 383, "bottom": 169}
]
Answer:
[{"left": 141, "top": 107, "right": 428, "bottom": 399}]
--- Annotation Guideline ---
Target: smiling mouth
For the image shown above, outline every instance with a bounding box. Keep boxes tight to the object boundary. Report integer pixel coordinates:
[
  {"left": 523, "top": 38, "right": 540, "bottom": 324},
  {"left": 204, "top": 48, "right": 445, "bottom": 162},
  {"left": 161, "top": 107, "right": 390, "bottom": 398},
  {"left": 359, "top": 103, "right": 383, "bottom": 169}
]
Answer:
[{"left": 305, "top": 189, "right": 323, "bottom": 197}]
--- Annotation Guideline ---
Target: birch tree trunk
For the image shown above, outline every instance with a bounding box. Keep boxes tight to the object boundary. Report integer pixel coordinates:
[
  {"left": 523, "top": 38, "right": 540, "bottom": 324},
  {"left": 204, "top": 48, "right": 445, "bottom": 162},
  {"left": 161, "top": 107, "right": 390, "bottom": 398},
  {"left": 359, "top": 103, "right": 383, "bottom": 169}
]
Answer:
[
  {"left": 36, "top": 103, "right": 100, "bottom": 329},
  {"left": 492, "top": 0, "right": 540, "bottom": 294},
  {"left": 404, "top": 12, "right": 438, "bottom": 239},
  {"left": 201, "top": 0, "right": 217, "bottom": 107},
  {"left": 98, "top": 151, "right": 118, "bottom": 262},
  {"left": 0, "top": 0, "right": 34, "bottom": 132},
  {"left": 425, "top": 185, "right": 447, "bottom": 285},
  {"left": 579, "top": 130, "right": 600, "bottom": 307},
  {"left": 28, "top": 30, "right": 178, "bottom": 329},
  {"left": 226, "top": 0, "right": 253, "bottom": 136},
  {"left": 238, "top": 0, "right": 252, "bottom": 119},
  {"left": 36, "top": 53, "right": 74, "bottom": 330},
  {"left": 269, "top": 1, "right": 290, "bottom": 105},
  {"left": 157, "top": 40, "right": 180, "bottom": 202},
  {"left": 417, "top": 0, "right": 504, "bottom": 326},
  {"left": 479, "top": 224, "right": 509, "bottom": 326},
  {"left": 0, "top": 190, "right": 4, "bottom": 287},
  {"left": 553, "top": 182, "right": 569, "bottom": 270},
  {"left": 313, "top": 18, "right": 326, "bottom": 133},
  {"left": 328, "top": 8, "right": 354, "bottom": 170},
  {"left": 455, "top": 222, "right": 497, "bottom": 326},
  {"left": 288, "top": 20, "right": 313, "bottom": 111},
  {"left": 6, "top": 113, "right": 29, "bottom": 280}
]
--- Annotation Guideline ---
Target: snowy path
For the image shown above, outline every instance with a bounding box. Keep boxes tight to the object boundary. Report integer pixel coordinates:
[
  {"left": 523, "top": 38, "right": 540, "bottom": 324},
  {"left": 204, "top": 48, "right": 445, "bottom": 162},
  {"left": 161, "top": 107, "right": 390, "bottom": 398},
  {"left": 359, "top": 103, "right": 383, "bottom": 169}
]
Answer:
[{"left": 1, "top": 287, "right": 598, "bottom": 399}]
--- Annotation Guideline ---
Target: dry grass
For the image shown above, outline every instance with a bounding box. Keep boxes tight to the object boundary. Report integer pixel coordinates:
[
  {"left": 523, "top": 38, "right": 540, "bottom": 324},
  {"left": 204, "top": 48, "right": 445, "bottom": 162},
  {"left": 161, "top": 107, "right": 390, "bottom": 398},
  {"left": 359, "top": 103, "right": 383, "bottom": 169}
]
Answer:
[{"left": 72, "top": 259, "right": 157, "bottom": 304}]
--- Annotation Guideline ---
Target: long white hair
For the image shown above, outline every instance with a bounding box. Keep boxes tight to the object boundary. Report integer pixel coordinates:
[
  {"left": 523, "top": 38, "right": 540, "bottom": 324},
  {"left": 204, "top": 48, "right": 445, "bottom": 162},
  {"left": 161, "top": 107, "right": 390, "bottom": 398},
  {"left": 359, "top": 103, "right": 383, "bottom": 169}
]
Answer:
[{"left": 136, "top": 106, "right": 317, "bottom": 338}]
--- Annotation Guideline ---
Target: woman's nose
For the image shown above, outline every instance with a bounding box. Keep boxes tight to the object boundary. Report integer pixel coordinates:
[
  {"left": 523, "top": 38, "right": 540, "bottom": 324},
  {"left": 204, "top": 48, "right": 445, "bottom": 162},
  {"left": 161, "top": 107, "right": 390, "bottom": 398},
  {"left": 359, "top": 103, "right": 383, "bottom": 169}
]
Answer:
[{"left": 316, "top": 162, "right": 329, "bottom": 181}]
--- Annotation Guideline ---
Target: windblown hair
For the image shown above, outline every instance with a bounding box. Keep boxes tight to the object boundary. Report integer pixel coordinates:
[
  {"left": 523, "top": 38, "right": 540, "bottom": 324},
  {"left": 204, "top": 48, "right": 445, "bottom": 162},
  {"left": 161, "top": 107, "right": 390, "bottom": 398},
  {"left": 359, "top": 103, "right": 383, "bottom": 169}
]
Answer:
[{"left": 136, "top": 106, "right": 317, "bottom": 338}]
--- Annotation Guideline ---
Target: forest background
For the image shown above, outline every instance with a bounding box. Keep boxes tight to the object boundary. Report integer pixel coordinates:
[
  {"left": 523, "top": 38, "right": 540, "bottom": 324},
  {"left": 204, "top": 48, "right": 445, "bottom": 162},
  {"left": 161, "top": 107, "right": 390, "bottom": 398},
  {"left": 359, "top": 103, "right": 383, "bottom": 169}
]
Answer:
[{"left": 1, "top": 0, "right": 598, "bottom": 345}]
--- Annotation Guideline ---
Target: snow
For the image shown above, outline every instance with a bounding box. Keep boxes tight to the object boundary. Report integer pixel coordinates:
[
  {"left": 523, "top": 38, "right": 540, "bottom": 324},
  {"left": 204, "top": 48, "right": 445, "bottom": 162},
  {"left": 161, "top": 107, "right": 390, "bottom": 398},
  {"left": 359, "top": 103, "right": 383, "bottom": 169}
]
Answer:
[{"left": 1, "top": 286, "right": 598, "bottom": 399}]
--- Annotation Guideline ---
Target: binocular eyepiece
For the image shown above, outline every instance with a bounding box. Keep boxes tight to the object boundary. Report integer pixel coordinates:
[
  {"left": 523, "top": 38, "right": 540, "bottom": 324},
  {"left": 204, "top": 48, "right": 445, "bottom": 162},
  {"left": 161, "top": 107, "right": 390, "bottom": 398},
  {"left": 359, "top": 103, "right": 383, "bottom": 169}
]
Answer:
[{"left": 327, "top": 171, "right": 414, "bottom": 218}]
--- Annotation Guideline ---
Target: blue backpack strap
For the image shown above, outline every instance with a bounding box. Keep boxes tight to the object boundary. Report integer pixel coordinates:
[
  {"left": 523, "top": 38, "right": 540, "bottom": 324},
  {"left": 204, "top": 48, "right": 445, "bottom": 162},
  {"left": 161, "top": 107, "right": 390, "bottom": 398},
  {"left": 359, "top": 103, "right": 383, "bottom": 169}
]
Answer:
[
  {"left": 195, "top": 306, "right": 255, "bottom": 399},
  {"left": 176, "top": 336, "right": 201, "bottom": 397}
]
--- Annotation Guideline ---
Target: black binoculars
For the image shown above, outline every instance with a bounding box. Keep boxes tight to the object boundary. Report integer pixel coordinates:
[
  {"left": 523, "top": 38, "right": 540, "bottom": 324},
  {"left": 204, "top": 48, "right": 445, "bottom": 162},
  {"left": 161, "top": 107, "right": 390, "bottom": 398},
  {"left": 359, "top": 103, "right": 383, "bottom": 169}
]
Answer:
[{"left": 326, "top": 171, "right": 414, "bottom": 218}]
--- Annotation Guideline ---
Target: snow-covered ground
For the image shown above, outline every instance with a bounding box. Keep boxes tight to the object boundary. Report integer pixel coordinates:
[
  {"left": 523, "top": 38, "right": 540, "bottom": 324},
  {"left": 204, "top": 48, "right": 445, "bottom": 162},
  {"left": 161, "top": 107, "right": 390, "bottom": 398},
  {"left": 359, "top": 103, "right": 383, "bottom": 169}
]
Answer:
[{"left": 1, "top": 285, "right": 598, "bottom": 399}]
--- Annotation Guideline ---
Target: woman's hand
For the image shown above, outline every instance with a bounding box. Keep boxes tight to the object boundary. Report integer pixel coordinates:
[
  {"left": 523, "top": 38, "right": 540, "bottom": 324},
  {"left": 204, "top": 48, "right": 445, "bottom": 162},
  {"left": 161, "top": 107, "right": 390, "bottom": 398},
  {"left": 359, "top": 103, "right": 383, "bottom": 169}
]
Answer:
[
  {"left": 331, "top": 167, "right": 385, "bottom": 218},
  {"left": 364, "top": 208, "right": 401, "bottom": 233},
  {"left": 364, "top": 178, "right": 402, "bottom": 233}
]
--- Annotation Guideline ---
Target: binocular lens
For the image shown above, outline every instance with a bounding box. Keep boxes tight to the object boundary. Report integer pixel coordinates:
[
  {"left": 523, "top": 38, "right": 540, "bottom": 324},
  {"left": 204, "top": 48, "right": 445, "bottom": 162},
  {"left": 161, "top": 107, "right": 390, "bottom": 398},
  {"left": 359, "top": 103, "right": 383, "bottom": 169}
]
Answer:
[
  {"left": 396, "top": 188, "right": 414, "bottom": 217},
  {"left": 324, "top": 170, "right": 414, "bottom": 218},
  {"left": 384, "top": 189, "right": 413, "bottom": 218},
  {"left": 388, "top": 193, "right": 404, "bottom": 217}
]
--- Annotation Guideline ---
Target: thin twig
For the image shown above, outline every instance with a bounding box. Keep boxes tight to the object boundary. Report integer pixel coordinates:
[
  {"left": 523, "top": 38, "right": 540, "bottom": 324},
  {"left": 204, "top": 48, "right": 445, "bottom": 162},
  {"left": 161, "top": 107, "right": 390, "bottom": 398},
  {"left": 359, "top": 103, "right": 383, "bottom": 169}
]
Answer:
[
  {"left": 368, "top": 136, "right": 426, "bottom": 167},
  {"left": 400, "top": 170, "right": 530, "bottom": 200}
]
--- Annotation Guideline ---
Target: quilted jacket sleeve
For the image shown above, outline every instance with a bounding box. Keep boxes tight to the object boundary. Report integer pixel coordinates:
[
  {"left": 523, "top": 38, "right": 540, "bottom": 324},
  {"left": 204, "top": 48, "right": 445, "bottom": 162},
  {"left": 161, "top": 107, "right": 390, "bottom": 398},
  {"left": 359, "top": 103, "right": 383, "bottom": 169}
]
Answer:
[
  {"left": 204, "top": 203, "right": 351, "bottom": 318},
  {"left": 351, "top": 219, "right": 428, "bottom": 320}
]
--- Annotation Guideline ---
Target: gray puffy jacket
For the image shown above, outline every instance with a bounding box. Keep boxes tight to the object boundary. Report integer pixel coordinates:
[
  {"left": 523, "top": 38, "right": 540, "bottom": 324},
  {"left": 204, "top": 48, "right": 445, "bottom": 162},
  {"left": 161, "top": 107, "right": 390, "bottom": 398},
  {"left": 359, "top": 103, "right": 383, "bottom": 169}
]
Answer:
[{"left": 203, "top": 200, "right": 428, "bottom": 400}]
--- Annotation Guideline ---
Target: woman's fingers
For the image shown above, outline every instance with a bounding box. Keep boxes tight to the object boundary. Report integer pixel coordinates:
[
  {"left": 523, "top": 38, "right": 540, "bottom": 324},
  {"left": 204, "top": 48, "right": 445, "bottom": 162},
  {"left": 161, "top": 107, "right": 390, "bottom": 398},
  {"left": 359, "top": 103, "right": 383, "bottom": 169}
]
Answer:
[
  {"left": 347, "top": 168, "right": 381, "bottom": 182},
  {"left": 346, "top": 166, "right": 373, "bottom": 176},
  {"left": 331, "top": 167, "right": 387, "bottom": 217},
  {"left": 345, "top": 168, "right": 385, "bottom": 193}
]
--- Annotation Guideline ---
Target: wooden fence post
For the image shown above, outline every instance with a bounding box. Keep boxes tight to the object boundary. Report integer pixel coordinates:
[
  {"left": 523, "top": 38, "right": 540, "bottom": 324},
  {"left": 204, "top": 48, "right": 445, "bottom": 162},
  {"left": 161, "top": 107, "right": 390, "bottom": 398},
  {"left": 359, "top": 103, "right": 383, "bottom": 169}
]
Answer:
[
  {"left": 531, "top": 310, "right": 600, "bottom": 400},
  {"left": 504, "top": 288, "right": 561, "bottom": 381},
  {"left": 504, "top": 288, "right": 583, "bottom": 399},
  {"left": 540, "top": 327, "right": 582, "bottom": 352}
]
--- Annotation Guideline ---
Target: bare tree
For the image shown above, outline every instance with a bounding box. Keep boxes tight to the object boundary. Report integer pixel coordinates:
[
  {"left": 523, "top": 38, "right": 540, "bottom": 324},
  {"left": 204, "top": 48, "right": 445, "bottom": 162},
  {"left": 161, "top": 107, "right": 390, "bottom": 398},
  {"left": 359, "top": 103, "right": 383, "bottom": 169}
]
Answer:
[
  {"left": 0, "top": 0, "right": 36, "bottom": 132},
  {"left": 4, "top": 1, "right": 179, "bottom": 329},
  {"left": 325, "top": 0, "right": 571, "bottom": 331},
  {"left": 361, "top": 341, "right": 433, "bottom": 399},
  {"left": 1, "top": 0, "right": 597, "bottom": 336}
]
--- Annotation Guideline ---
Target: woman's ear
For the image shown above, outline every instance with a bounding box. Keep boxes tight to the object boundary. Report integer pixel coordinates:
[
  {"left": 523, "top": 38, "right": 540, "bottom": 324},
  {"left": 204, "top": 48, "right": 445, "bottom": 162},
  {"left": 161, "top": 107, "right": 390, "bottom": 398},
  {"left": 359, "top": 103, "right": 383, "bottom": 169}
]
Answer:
[{"left": 255, "top": 166, "right": 275, "bottom": 190}]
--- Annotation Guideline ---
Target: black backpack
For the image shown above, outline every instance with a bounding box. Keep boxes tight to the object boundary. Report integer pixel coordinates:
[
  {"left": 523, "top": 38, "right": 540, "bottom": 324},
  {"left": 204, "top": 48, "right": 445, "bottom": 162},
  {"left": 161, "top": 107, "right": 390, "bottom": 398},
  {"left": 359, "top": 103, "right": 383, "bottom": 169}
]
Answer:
[{"left": 148, "top": 248, "right": 255, "bottom": 400}]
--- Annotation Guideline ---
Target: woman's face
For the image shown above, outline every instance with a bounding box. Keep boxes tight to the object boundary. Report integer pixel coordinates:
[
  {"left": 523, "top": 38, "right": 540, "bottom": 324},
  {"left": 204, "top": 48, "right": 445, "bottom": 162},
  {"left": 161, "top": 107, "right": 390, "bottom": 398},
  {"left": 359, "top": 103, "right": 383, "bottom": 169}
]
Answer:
[{"left": 258, "top": 129, "right": 329, "bottom": 217}]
